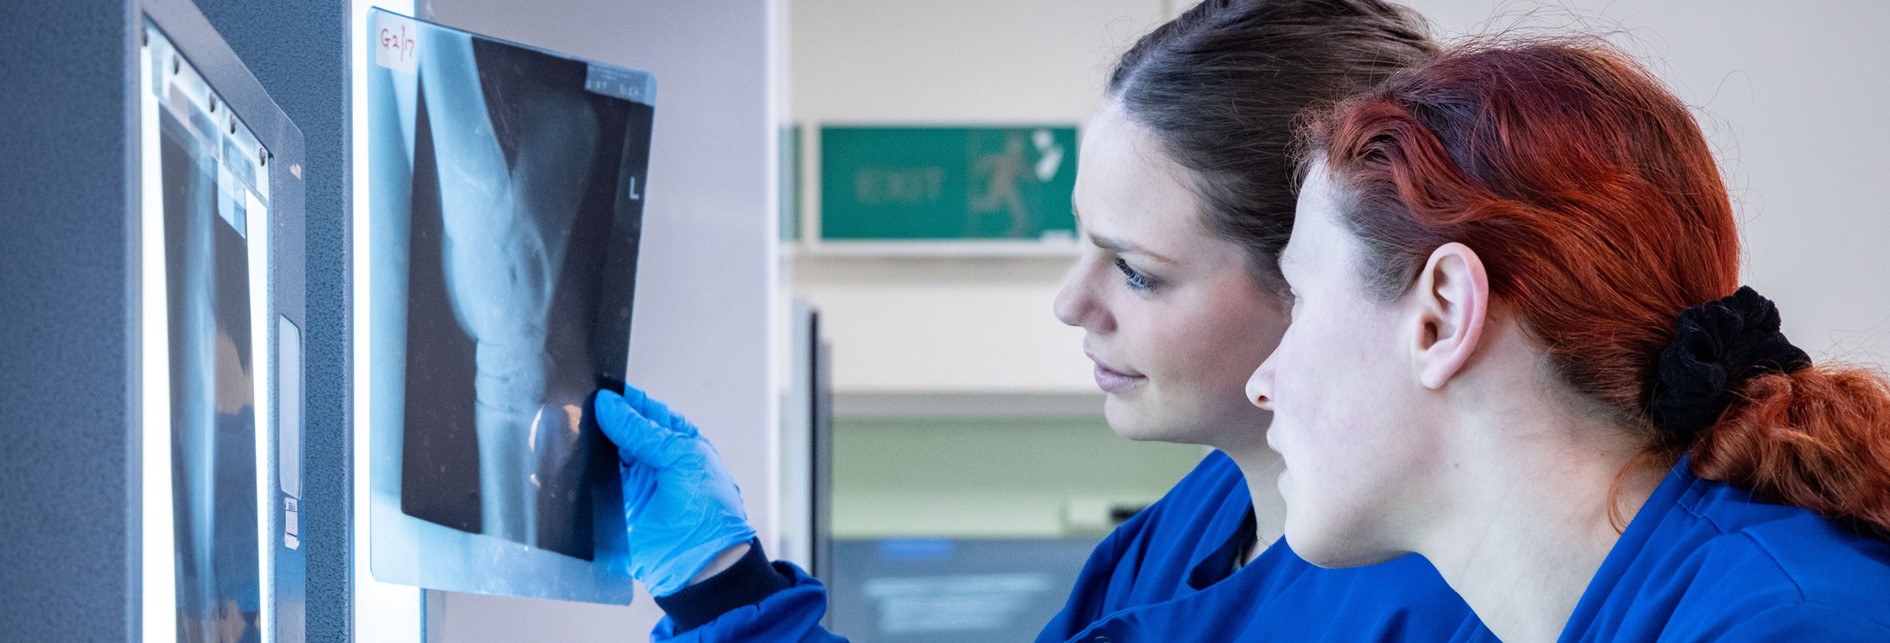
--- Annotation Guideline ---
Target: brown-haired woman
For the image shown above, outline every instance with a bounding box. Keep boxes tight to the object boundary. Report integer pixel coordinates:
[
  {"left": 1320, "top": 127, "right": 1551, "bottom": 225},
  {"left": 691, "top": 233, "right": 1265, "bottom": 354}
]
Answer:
[
  {"left": 1248, "top": 39, "right": 1890, "bottom": 641},
  {"left": 588, "top": 1, "right": 1486, "bottom": 641}
]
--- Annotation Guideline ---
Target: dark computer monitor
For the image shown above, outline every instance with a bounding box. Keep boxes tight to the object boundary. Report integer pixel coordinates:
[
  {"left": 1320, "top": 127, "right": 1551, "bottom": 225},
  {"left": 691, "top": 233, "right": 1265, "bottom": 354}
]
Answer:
[{"left": 826, "top": 536, "right": 1100, "bottom": 642}]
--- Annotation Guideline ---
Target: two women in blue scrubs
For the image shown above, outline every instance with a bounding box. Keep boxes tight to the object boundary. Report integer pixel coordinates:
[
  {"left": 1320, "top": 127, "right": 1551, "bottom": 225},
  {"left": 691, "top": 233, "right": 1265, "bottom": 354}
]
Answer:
[
  {"left": 1250, "top": 40, "right": 1890, "bottom": 640},
  {"left": 591, "top": 0, "right": 1480, "bottom": 640}
]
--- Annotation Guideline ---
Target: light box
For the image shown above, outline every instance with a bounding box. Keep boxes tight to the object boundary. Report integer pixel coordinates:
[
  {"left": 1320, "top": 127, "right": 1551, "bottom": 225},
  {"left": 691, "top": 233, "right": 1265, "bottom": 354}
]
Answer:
[{"left": 138, "top": 0, "right": 308, "bottom": 640}]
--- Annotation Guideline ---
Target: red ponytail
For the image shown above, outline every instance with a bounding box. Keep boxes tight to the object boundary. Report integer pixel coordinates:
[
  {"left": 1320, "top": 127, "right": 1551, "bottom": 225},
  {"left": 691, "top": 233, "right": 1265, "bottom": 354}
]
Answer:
[{"left": 1700, "top": 367, "right": 1890, "bottom": 536}]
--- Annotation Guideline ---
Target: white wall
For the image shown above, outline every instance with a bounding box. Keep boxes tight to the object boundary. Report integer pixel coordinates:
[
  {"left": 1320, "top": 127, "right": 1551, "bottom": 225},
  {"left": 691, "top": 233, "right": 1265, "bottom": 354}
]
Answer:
[
  {"left": 790, "top": 0, "right": 1167, "bottom": 123},
  {"left": 794, "top": 0, "right": 1890, "bottom": 399},
  {"left": 417, "top": 0, "right": 782, "bottom": 639}
]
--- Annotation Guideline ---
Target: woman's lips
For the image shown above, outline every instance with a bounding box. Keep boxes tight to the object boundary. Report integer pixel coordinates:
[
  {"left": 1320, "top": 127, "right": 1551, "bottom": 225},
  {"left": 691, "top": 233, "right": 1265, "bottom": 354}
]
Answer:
[{"left": 1090, "top": 358, "right": 1147, "bottom": 394}]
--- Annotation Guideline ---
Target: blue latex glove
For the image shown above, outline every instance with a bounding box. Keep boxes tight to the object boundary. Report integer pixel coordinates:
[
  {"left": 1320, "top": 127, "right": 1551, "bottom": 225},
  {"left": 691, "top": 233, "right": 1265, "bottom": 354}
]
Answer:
[{"left": 593, "top": 386, "right": 757, "bottom": 597}]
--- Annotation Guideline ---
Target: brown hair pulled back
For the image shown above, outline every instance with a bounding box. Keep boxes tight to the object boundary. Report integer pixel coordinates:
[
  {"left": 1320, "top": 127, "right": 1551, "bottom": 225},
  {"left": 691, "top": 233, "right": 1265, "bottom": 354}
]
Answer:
[{"left": 1107, "top": 0, "right": 1435, "bottom": 292}]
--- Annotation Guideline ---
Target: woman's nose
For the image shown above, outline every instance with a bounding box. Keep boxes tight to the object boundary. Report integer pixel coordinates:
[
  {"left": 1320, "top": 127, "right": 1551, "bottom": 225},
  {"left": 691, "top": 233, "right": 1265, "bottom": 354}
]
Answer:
[
  {"left": 1052, "top": 262, "right": 1102, "bottom": 331},
  {"left": 1246, "top": 358, "right": 1276, "bottom": 411}
]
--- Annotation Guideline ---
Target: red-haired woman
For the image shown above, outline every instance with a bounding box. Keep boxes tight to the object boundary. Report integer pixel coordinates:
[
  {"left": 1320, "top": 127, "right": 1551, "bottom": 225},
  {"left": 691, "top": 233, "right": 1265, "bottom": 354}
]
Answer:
[{"left": 1247, "top": 41, "right": 1890, "bottom": 640}]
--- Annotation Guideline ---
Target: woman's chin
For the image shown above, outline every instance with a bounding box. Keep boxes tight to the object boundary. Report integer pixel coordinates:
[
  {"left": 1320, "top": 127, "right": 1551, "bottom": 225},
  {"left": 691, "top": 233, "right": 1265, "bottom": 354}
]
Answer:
[
  {"left": 1284, "top": 520, "right": 1400, "bottom": 570},
  {"left": 1103, "top": 399, "right": 1173, "bottom": 443}
]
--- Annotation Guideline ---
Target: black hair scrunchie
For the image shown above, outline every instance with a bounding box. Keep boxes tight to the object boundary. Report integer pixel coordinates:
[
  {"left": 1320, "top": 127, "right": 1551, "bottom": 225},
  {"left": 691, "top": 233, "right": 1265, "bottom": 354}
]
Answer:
[{"left": 1649, "top": 286, "right": 1812, "bottom": 440}]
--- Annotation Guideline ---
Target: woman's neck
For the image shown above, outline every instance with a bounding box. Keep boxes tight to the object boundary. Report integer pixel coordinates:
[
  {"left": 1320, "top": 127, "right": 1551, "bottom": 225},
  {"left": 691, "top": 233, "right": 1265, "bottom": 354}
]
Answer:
[
  {"left": 1222, "top": 443, "right": 1287, "bottom": 560},
  {"left": 1418, "top": 411, "right": 1664, "bottom": 643}
]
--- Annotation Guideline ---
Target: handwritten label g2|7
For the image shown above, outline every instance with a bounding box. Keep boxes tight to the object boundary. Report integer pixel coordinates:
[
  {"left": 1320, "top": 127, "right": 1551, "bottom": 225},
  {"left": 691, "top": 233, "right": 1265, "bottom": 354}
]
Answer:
[{"left": 374, "top": 13, "right": 419, "bottom": 75}]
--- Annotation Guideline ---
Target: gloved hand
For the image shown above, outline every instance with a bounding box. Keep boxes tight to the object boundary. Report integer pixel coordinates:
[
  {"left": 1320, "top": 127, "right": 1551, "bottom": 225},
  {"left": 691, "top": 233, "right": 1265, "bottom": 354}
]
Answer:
[{"left": 593, "top": 386, "right": 757, "bottom": 597}]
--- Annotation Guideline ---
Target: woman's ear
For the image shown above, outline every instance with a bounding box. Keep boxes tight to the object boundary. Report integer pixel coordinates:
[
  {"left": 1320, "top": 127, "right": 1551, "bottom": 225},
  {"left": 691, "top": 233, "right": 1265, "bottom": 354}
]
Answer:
[{"left": 1407, "top": 242, "right": 1490, "bottom": 390}]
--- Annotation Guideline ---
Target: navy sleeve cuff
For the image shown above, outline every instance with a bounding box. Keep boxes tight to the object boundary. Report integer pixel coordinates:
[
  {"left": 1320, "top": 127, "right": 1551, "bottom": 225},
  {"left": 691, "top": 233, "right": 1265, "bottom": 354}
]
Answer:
[{"left": 653, "top": 539, "right": 795, "bottom": 633}]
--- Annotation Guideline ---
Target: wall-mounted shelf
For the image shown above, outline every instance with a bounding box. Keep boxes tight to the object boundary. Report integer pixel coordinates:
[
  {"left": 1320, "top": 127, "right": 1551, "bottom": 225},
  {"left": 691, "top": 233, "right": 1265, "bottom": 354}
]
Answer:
[
  {"left": 786, "top": 239, "right": 1082, "bottom": 259},
  {"left": 833, "top": 391, "right": 1104, "bottom": 420}
]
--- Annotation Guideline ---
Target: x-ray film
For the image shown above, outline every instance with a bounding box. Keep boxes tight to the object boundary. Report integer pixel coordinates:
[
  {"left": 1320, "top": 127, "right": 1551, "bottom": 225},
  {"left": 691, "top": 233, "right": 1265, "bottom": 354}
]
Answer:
[
  {"left": 138, "top": 5, "right": 307, "bottom": 640},
  {"left": 365, "top": 10, "right": 653, "bottom": 603}
]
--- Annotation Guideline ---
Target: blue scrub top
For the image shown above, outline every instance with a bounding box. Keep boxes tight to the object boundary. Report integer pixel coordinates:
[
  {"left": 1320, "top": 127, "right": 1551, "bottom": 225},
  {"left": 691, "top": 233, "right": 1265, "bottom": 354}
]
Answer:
[
  {"left": 1451, "top": 458, "right": 1890, "bottom": 642},
  {"left": 1039, "top": 450, "right": 1472, "bottom": 641},
  {"left": 657, "top": 451, "right": 1474, "bottom": 642}
]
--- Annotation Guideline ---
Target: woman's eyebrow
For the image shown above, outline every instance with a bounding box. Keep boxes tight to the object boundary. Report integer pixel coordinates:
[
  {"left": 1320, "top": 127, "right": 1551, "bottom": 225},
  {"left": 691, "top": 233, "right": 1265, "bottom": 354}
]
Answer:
[
  {"left": 1074, "top": 204, "right": 1179, "bottom": 266},
  {"left": 1089, "top": 231, "right": 1178, "bottom": 266}
]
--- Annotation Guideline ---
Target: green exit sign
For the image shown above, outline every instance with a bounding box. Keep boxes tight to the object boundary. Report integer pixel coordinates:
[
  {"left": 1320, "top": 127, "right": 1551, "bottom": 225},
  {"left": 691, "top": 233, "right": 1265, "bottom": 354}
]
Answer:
[{"left": 819, "top": 126, "right": 1079, "bottom": 241}]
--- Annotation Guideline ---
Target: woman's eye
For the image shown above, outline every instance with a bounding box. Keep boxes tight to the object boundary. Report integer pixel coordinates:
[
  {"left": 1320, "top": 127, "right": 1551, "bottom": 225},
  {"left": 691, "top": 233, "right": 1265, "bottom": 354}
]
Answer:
[{"left": 1114, "top": 257, "right": 1156, "bottom": 292}]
